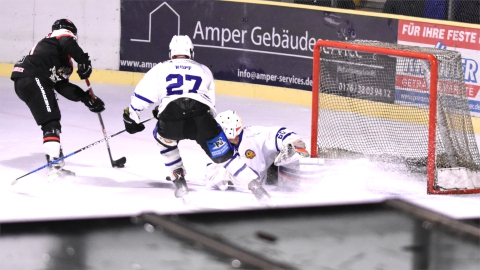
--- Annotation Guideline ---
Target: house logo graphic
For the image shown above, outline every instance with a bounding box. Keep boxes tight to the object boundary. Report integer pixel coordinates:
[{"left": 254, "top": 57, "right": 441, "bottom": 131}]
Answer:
[{"left": 130, "top": 2, "right": 180, "bottom": 43}]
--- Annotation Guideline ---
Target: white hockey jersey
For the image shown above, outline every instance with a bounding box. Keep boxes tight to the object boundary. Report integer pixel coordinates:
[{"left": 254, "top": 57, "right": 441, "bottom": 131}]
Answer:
[
  {"left": 128, "top": 58, "right": 216, "bottom": 122},
  {"left": 233, "top": 125, "right": 302, "bottom": 183}
]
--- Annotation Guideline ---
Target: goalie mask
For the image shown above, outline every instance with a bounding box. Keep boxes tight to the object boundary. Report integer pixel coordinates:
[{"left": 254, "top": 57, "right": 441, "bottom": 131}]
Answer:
[
  {"left": 169, "top": 35, "right": 194, "bottom": 59},
  {"left": 215, "top": 110, "right": 244, "bottom": 140}
]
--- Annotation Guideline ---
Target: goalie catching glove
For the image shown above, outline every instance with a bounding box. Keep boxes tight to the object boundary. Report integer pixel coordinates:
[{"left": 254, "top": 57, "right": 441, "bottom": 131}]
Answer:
[
  {"left": 123, "top": 107, "right": 145, "bottom": 134},
  {"left": 274, "top": 138, "right": 309, "bottom": 166}
]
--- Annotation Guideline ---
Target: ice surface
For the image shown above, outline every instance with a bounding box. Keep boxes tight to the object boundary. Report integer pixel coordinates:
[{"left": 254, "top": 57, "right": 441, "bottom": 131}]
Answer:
[{"left": 1, "top": 76, "right": 480, "bottom": 222}]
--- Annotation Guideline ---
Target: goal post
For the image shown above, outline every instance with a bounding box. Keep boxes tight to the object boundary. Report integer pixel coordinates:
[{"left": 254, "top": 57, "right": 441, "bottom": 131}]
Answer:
[{"left": 311, "top": 39, "right": 480, "bottom": 194}]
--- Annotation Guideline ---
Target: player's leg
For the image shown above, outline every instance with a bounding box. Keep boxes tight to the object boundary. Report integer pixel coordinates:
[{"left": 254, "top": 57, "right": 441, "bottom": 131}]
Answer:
[
  {"left": 14, "top": 77, "right": 74, "bottom": 181},
  {"left": 153, "top": 124, "right": 188, "bottom": 198},
  {"left": 155, "top": 100, "right": 192, "bottom": 197},
  {"left": 192, "top": 111, "right": 254, "bottom": 180}
]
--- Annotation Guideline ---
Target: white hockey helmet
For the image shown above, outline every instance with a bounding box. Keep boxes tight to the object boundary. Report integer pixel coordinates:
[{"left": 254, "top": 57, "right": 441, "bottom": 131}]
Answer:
[
  {"left": 215, "top": 110, "right": 244, "bottom": 140},
  {"left": 169, "top": 35, "right": 194, "bottom": 59}
]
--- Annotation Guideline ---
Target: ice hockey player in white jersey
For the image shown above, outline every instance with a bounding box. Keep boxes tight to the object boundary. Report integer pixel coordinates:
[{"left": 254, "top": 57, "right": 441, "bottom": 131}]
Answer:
[
  {"left": 205, "top": 110, "right": 309, "bottom": 190},
  {"left": 122, "top": 35, "right": 270, "bottom": 204}
]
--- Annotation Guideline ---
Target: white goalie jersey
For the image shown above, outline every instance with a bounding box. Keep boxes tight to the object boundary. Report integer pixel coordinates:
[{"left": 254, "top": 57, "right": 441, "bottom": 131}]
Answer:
[
  {"left": 128, "top": 58, "right": 217, "bottom": 122},
  {"left": 237, "top": 126, "right": 291, "bottom": 182},
  {"left": 206, "top": 125, "right": 307, "bottom": 189}
]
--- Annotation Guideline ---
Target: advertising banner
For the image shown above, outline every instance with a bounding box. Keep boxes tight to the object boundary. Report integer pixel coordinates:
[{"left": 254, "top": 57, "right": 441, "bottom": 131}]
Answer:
[
  {"left": 397, "top": 20, "right": 480, "bottom": 116},
  {"left": 320, "top": 49, "right": 397, "bottom": 104},
  {"left": 120, "top": 0, "right": 397, "bottom": 91}
]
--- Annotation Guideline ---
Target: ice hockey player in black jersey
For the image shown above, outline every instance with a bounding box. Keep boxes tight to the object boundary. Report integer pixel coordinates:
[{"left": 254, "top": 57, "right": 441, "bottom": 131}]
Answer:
[{"left": 11, "top": 18, "right": 105, "bottom": 182}]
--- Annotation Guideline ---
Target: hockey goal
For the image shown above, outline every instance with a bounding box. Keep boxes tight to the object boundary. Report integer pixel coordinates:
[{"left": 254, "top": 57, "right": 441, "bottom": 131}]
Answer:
[{"left": 311, "top": 39, "right": 480, "bottom": 194}]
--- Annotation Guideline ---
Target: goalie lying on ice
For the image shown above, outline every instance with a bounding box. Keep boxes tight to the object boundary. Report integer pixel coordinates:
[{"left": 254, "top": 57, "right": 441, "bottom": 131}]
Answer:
[{"left": 205, "top": 110, "right": 309, "bottom": 190}]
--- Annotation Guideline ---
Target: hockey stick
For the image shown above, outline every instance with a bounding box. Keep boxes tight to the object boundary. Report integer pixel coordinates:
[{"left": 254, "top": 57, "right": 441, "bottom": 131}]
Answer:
[
  {"left": 11, "top": 117, "right": 154, "bottom": 186},
  {"left": 86, "top": 79, "right": 126, "bottom": 168}
]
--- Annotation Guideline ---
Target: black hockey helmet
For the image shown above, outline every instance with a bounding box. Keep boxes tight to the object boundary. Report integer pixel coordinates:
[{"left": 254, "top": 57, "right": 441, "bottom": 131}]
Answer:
[{"left": 52, "top": 19, "right": 77, "bottom": 35}]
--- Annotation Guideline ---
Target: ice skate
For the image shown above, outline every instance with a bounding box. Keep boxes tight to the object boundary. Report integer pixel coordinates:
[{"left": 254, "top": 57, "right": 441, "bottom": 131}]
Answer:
[
  {"left": 172, "top": 168, "right": 188, "bottom": 198},
  {"left": 248, "top": 180, "right": 271, "bottom": 205},
  {"left": 47, "top": 167, "right": 76, "bottom": 182},
  {"left": 46, "top": 155, "right": 75, "bottom": 183}
]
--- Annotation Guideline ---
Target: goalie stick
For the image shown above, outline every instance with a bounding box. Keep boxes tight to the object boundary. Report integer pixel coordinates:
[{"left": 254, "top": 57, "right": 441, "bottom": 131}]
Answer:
[
  {"left": 166, "top": 176, "right": 238, "bottom": 188},
  {"left": 11, "top": 117, "right": 154, "bottom": 186},
  {"left": 86, "top": 79, "right": 126, "bottom": 168}
]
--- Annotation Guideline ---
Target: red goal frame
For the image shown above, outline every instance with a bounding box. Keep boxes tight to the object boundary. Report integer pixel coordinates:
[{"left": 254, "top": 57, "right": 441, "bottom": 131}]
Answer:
[{"left": 311, "top": 39, "right": 480, "bottom": 195}]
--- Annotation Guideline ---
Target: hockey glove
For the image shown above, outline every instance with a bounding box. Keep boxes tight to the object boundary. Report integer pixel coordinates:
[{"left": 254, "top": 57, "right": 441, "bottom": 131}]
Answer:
[
  {"left": 274, "top": 139, "right": 309, "bottom": 166},
  {"left": 123, "top": 107, "right": 145, "bottom": 134},
  {"left": 152, "top": 105, "right": 159, "bottom": 119},
  {"left": 205, "top": 163, "right": 234, "bottom": 191},
  {"left": 77, "top": 53, "right": 92, "bottom": 80},
  {"left": 81, "top": 94, "right": 105, "bottom": 113}
]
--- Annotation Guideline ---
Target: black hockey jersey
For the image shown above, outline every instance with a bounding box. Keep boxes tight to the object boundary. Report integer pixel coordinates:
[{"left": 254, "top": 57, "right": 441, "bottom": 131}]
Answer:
[{"left": 11, "top": 29, "right": 89, "bottom": 84}]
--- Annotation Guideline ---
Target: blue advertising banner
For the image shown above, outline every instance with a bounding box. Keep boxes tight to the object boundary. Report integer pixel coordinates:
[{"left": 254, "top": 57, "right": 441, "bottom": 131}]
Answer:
[{"left": 120, "top": 0, "right": 397, "bottom": 91}]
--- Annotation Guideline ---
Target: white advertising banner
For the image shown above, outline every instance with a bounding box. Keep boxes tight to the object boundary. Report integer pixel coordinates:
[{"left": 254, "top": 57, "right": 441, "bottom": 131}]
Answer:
[{"left": 397, "top": 20, "right": 480, "bottom": 117}]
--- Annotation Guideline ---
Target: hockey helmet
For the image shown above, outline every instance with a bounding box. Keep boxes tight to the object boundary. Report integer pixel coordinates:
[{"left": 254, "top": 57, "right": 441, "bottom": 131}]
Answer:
[
  {"left": 52, "top": 19, "right": 77, "bottom": 35},
  {"left": 215, "top": 110, "right": 244, "bottom": 140},
  {"left": 169, "top": 35, "right": 194, "bottom": 59}
]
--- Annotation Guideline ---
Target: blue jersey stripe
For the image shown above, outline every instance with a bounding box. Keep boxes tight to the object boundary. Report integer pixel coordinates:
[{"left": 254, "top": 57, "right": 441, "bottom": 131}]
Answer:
[
  {"left": 130, "top": 104, "right": 142, "bottom": 111},
  {"left": 165, "top": 157, "right": 182, "bottom": 167},
  {"left": 160, "top": 147, "right": 177, "bottom": 155},
  {"left": 275, "top": 128, "right": 287, "bottom": 151},
  {"left": 282, "top": 132, "right": 293, "bottom": 143},
  {"left": 233, "top": 164, "right": 247, "bottom": 177},
  {"left": 134, "top": 92, "right": 154, "bottom": 104}
]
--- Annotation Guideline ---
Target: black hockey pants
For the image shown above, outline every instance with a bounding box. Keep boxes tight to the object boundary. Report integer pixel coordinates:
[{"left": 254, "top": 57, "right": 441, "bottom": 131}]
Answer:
[
  {"left": 156, "top": 98, "right": 233, "bottom": 162},
  {"left": 13, "top": 76, "right": 61, "bottom": 128}
]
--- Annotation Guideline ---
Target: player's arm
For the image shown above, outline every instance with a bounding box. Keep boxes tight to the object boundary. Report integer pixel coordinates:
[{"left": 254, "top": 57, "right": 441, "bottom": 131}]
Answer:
[
  {"left": 203, "top": 65, "right": 216, "bottom": 106},
  {"left": 205, "top": 163, "right": 235, "bottom": 191},
  {"left": 123, "top": 67, "right": 161, "bottom": 134},
  {"left": 55, "top": 80, "right": 105, "bottom": 113},
  {"left": 54, "top": 80, "right": 86, "bottom": 102},
  {"left": 55, "top": 35, "right": 104, "bottom": 113},
  {"left": 129, "top": 68, "right": 161, "bottom": 121},
  {"left": 269, "top": 127, "right": 309, "bottom": 166},
  {"left": 59, "top": 36, "right": 92, "bottom": 80}
]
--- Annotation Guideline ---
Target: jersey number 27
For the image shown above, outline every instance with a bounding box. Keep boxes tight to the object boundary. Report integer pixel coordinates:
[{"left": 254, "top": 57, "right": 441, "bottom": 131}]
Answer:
[{"left": 166, "top": 74, "right": 202, "bottom": 95}]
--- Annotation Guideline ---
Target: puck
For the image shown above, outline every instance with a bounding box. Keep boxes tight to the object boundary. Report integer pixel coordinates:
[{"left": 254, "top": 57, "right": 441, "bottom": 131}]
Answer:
[{"left": 256, "top": 231, "right": 278, "bottom": 242}]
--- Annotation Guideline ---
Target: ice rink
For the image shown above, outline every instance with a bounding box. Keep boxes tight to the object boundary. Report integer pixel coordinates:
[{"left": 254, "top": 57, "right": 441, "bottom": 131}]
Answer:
[{"left": 1, "top": 76, "right": 480, "bottom": 223}]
